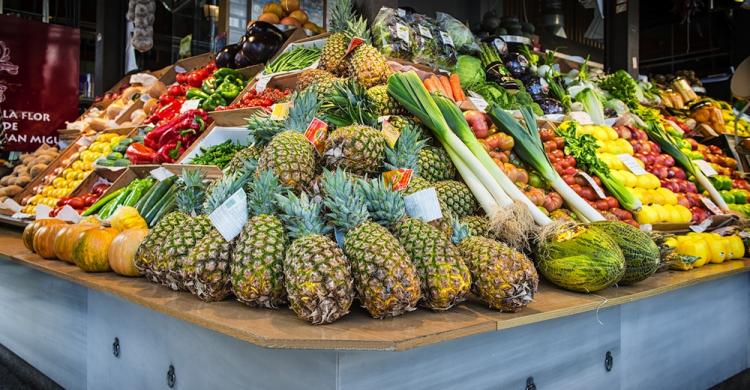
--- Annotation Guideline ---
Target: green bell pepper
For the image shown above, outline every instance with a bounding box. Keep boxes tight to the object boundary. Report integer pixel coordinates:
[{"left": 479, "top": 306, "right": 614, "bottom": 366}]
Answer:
[
  {"left": 201, "top": 93, "right": 227, "bottom": 111},
  {"left": 202, "top": 77, "right": 218, "bottom": 94},
  {"left": 186, "top": 87, "right": 211, "bottom": 101},
  {"left": 217, "top": 79, "right": 242, "bottom": 100},
  {"left": 212, "top": 68, "right": 242, "bottom": 83}
]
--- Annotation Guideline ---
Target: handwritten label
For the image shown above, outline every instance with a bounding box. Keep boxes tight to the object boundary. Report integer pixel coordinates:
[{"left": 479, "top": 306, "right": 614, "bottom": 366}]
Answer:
[
  {"left": 396, "top": 23, "right": 410, "bottom": 43},
  {"left": 618, "top": 154, "right": 648, "bottom": 176},
  {"left": 1, "top": 198, "right": 22, "bottom": 212},
  {"left": 692, "top": 160, "right": 718, "bottom": 177},
  {"left": 304, "top": 118, "right": 328, "bottom": 154},
  {"left": 35, "top": 204, "right": 52, "bottom": 220},
  {"left": 255, "top": 74, "right": 272, "bottom": 92},
  {"left": 690, "top": 217, "right": 713, "bottom": 233},
  {"left": 181, "top": 99, "right": 201, "bottom": 113},
  {"left": 379, "top": 116, "right": 400, "bottom": 148},
  {"left": 344, "top": 37, "right": 365, "bottom": 57},
  {"left": 577, "top": 172, "right": 606, "bottom": 199},
  {"left": 209, "top": 188, "right": 248, "bottom": 241},
  {"left": 270, "top": 102, "right": 290, "bottom": 121},
  {"left": 150, "top": 167, "right": 175, "bottom": 181},
  {"left": 417, "top": 25, "right": 433, "bottom": 38},
  {"left": 701, "top": 196, "right": 723, "bottom": 215},
  {"left": 439, "top": 31, "right": 454, "bottom": 47},
  {"left": 404, "top": 188, "right": 442, "bottom": 222},
  {"left": 383, "top": 169, "right": 413, "bottom": 191}
]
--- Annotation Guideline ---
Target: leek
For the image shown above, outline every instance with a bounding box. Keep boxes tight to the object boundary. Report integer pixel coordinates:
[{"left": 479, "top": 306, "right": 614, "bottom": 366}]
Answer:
[
  {"left": 432, "top": 94, "right": 551, "bottom": 225},
  {"left": 488, "top": 105, "right": 606, "bottom": 222},
  {"left": 576, "top": 87, "right": 605, "bottom": 125}
]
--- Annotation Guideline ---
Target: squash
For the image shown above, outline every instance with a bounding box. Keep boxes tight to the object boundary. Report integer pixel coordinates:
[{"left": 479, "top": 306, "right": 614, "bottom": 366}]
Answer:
[
  {"left": 32, "top": 223, "right": 69, "bottom": 259},
  {"left": 591, "top": 221, "right": 660, "bottom": 285},
  {"left": 110, "top": 206, "right": 147, "bottom": 231},
  {"left": 108, "top": 228, "right": 149, "bottom": 276},
  {"left": 54, "top": 223, "right": 98, "bottom": 264},
  {"left": 23, "top": 219, "right": 64, "bottom": 252},
  {"left": 72, "top": 227, "right": 119, "bottom": 272}
]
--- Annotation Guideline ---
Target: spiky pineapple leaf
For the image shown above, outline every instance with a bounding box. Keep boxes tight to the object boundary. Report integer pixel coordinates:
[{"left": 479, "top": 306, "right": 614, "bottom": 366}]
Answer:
[
  {"left": 246, "top": 169, "right": 284, "bottom": 216},
  {"left": 322, "top": 169, "right": 369, "bottom": 232},
  {"left": 328, "top": 0, "right": 353, "bottom": 33},
  {"left": 275, "top": 191, "right": 330, "bottom": 239},
  {"left": 247, "top": 113, "right": 286, "bottom": 146},
  {"left": 203, "top": 164, "right": 255, "bottom": 213},
  {"left": 449, "top": 217, "right": 470, "bottom": 245},
  {"left": 320, "top": 79, "right": 378, "bottom": 128},
  {"left": 176, "top": 169, "right": 207, "bottom": 216},
  {"left": 384, "top": 122, "right": 427, "bottom": 172},
  {"left": 357, "top": 177, "right": 406, "bottom": 228},
  {"left": 286, "top": 88, "right": 322, "bottom": 133}
]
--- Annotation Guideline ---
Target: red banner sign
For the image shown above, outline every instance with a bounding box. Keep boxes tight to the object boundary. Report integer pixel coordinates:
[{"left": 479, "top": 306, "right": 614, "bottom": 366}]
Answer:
[{"left": 0, "top": 15, "right": 80, "bottom": 152}]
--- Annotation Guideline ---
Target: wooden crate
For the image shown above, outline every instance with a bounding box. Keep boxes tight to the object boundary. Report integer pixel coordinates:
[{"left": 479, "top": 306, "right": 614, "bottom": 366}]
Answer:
[{"left": 98, "top": 164, "right": 223, "bottom": 200}]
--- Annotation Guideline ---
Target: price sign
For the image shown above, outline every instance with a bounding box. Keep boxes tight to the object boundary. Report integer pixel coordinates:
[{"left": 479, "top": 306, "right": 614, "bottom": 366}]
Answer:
[
  {"left": 304, "top": 118, "right": 328, "bottom": 154},
  {"left": 618, "top": 154, "right": 648, "bottom": 176},
  {"left": 35, "top": 204, "right": 52, "bottom": 220},
  {"left": 180, "top": 99, "right": 201, "bottom": 113},
  {"left": 417, "top": 25, "right": 433, "bottom": 38},
  {"left": 174, "top": 65, "right": 187, "bottom": 74},
  {"left": 209, "top": 188, "right": 248, "bottom": 241},
  {"left": 1, "top": 198, "right": 22, "bottom": 213},
  {"left": 57, "top": 205, "right": 81, "bottom": 223},
  {"left": 568, "top": 111, "right": 593, "bottom": 125},
  {"left": 255, "top": 73, "right": 273, "bottom": 92},
  {"left": 382, "top": 169, "right": 413, "bottom": 191},
  {"left": 396, "top": 23, "right": 411, "bottom": 43},
  {"left": 690, "top": 217, "right": 713, "bottom": 233},
  {"left": 439, "top": 31, "right": 454, "bottom": 46},
  {"left": 577, "top": 172, "right": 606, "bottom": 199},
  {"left": 129, "top": 73, "right": 158, "bottom": 87},
  {"left": 270, "top": 102, "right": 291, "bottom": 121},
  {"left": 150, "top": 167, "right": 175, "bottom": 181},
  {"left": 700, "top": 196, "right": 723, "bottom": 215},
  {"left": 404, "top": 188, "right": 442, "bottom": 222},
  {"left": 692, "top": 160, "right": 718, "bottom": 177}
]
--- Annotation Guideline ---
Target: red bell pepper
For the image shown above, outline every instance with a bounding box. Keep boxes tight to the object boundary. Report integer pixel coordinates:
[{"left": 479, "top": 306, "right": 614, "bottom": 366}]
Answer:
[
  {"left": 168, "top": 84, "right": 186, "bottom": 96},
  {"left": 126, "top": 143, "right": 159, "bottom": 164},
  {"left": 157, "top": 141, "right": 185, "bottom": 163}
]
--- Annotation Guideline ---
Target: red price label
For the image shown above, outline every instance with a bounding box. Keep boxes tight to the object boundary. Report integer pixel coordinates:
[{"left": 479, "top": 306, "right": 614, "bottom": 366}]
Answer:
[
  {"left": 304, "top": 117, "right": 328, "bottom": 154},
  {"left": 383, "top": 169, "right": 413, "bottom": 191},
  {"left": 344, "top": 37, "right": 366, "bottom": 57}
]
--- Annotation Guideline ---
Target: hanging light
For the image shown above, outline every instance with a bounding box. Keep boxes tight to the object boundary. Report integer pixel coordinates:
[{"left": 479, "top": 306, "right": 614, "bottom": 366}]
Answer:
[{"left": 541, "top": 0, "right": 567, "bottom": 38}]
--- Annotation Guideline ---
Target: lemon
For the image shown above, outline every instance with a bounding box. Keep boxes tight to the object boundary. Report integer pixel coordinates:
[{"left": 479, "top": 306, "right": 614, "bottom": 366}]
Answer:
[
  {"left": 606, "top": 126, "right": 619, "bottom": 141},
  {"left": 675, "top": 205, "right": 692, "bottom": 223},
  {"left": 651, "top": 191, "right": 665, "bottom": 205},
  {"left": 636, "top": 205, "right": 658, "bottom": 224},
  {"left": 618, "top": 139, "right": 634, "bottom": 155},
  {"left": 593, "top": 127, "right": 609, "bottom": 141}
]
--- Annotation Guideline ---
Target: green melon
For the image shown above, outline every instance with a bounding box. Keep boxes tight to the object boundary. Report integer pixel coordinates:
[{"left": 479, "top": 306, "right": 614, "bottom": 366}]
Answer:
[{"left": 591, "top": 221, "right": 660, "bottom": 285}]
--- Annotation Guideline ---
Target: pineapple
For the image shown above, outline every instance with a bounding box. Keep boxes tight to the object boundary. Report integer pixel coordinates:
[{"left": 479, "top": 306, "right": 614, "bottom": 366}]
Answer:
[
  {"left": 250, "top": 89, "right": 320, "bottom": 191},
  {"left": 367, "top": 85, "right": 404, "bottom": 116},
  {"left": 224, "top": 145, "right": 262, "bottom": 175},
  {"left": 231, "top": 169, "right": 288, "bottom": 308},
  {"left": 182, "top": 164, "right": 256, "bottom": 302},
  {"left": 451, "top": 220, "right": 538, "bottom": 312},
  {"left": 323, "top": 124, "right": 385, "bottom": 174},
  {"left": 276, "top": 191, "right": 354, "bottom": 324},
  {"left": 349, "top": 42, "right": 390, "bottom": 89},
  {"left": 323, "top": 169, "right": 420, "bottom": 319},
  {"left": 318, "top": 0, "right": 356, "bottom": 75},
  {"left": 359, "top": 178, "right": 471, "bottom": 311},
  {"left": 134, "top": 211, "right": 187, "bottom": 284},
  {"left": 459, "top": 215, "right": 493, "bottom": 239},
  {"left": 434, "top": 180, "right": 479, "bottom": 218},
  {"left": 152, "top": 171, "right": 212, "bottom": 290},
  {"left": 297, "top": 69, "right": 340, "bottom": 100},
  {"left": 418, "top": 146, "right": 456, "bottom": 182}
]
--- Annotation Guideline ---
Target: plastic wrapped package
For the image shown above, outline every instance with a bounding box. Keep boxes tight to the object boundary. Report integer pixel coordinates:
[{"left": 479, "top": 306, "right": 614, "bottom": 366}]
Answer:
[
  {"left": 432, "top": 25, "right": 458, "bottom": 70},
  {"left": 436, "top": 12, "right": 480, "bottom": 55},
  {"left": 371, "top": 7, "right": 414, "bottom": 60},
  {"left": 409, "top": 14, "right": 439, "bottom": 67}
]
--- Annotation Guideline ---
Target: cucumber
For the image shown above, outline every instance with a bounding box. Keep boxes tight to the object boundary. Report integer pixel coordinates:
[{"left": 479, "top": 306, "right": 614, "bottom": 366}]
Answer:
[
  {"left": 139, "top": 176, "right": 177, "bottom": 216},
  {"left": 145, "top": 186, "right": 178, "bottom": 225},
  {"left": 82, "top": 187, "right": 125, "bottom": 216},
  {"left": 113, "top": 158, "right": 131, "bottom": 167},
  {"left": 148, "top": 196, "right": 177, "bottom": 227},
  {"left": 135, "top": 182, "right": 159, "bottom": 214},
  {"left": 107, "top": 152, "right": 123, "bottom": 160},
  {"left": 99, "top": 187, "right": 133, "bottom": 219}
]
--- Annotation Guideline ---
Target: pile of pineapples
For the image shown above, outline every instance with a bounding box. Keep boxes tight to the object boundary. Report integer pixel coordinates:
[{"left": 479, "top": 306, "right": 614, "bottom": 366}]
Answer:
[{"left": 132, "top": 0, "right": 539, "bottom": 325}]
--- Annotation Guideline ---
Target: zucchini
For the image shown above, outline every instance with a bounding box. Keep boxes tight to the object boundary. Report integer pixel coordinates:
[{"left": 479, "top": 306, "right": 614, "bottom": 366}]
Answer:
[
  {"left": 140, "top": 176, "right": 177, "bottom": 216},
  {"left": 99, "top": 187, "right": 133, "bottom": 219},
  {"left": 145, "top": 185, "right": 178, "bottom": 224},
  {"left": 82, "top": 187, "right": 125, "bottom": 216},
  {"left": 148, "top": 197, "right": 177, "bottom": 227}
]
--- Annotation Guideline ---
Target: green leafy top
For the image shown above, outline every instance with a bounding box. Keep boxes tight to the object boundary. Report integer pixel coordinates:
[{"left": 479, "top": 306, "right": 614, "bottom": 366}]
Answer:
[
  {"left": 384, "top": 122, "right": 427, "bottom": 172},
  {"left": 246, "top": 169, "right": 283, "bottom": 216},
  {"left": 321, "top": 169, "right": 369, "bottom": 232},
  {"left": 176, "top": 169, "right": 207, "bottom": 216},
  {"left": 357, "top": 177, "right": 406, "bottom": 227},
  {"left": 275, "top": 191, "right": 330, "bottom": 239},
  {"left": 556, "top": 121, "right": 609, "bottom": 175},
  {"left": 599, "top": 70, "right": 641, "bottom": 108}
]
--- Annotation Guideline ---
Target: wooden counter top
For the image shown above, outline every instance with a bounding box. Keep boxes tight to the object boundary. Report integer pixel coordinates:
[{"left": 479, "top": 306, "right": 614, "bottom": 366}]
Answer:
[{"left": 1, "top": 226, "right": 748, "bottom": 351}]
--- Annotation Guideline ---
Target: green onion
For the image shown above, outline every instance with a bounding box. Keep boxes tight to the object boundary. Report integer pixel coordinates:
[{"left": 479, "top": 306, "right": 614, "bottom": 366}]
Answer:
[{"left": 488, "top": 105, "right": 606, "bottom": 222}]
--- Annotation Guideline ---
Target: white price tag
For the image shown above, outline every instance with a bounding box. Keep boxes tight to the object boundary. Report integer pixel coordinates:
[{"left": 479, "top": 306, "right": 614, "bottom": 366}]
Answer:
[
  {"left": 404, "top": 188, "right": 442, "bottom": 222},
  {"left": 568, "top": 111, "right": 594, "bottom": 125},
  {"left": 639, "top": 224, "right": 652, "bottom": 232},
  {"left": 180, "top": 99, "right": 201, "bottom": 113},
  {"left": 618, "top": 154, "right": 648, "bottom": 176},
  {"left": 739, "top": 231, "right": 750, "bottom": 239},
  {"left": 667, "top": 120, "right": 685, "bottom": 135},
  {"left": 692, "top": 160, "right": 718, "bottom": 177},
  {"left": 209, "top": 188, "right": 248, "bottom": 241},
  {"left": 396, "top": 23, "right": 410, "bottom": 43},
  {"left": 35, "top": 204, "right": 52, "bottom": 220},
  {"left": 700, "top": 196, "right": 723, "bottom": 215},
  {"left": 690, "top": 217, "right": 713, "bottom": 233},
  {"left": 1, "top": 198, "right": 22, "bottom": 213},
  {"left": 150, "top": 167, "right": 175, "bottom": 181},
  {"left": 174, "top": 65, "right": 187, "bottom": 74},
  {"left": 255, "top": 74, "right": 272, "bottom": 93},
  {"left": 396, "top": 8, "right": 406, "bottom": 17},
  {"left": 712, "top": 226, "right": 734, "bottom": 236},
  {"left": 129, "top": 73, "right": 158, "bottom": 87},
  {"left": 577, "top": 172, "right": 607, "bottom": 199},
  {"left": 76, "top": 136, "right": 93, "bottom": 147},
  {"left": 417, "top": 25, "right": 433, "bottom": 38},
  {"left": 56, "top": 205, "right": 81, "bottom": 223},
  {"left": 140, "top": 93, "right": 152, "bottom": 102},
  {"left": 439, "top": 31, "right": 454, "bottom": 46}
]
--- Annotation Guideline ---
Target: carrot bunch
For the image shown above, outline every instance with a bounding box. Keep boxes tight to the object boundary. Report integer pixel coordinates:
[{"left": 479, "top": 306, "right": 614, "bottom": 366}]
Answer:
[{"left": 423, "top": 73, "right": 466, "bottom": 102}]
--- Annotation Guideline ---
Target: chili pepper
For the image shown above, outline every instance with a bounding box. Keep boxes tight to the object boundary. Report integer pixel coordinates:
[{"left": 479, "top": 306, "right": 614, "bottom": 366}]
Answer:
[
  {"left": 202, "top": 77, "right": 218, "bottom": 94},
  {"left": 217, "top": 79, "right": 242, "bottom": 101},
  {"left": 148, "top": 99, "right": 182, "bottom": 125},
  {"left": 201, "top": 93, "right": 227, "bottom": 111},
  {"left": 186, "top": 87, "right": 211, "bottom": 101},
  {"left": 126, "top": 143, "right": 158, "bottom": 164}
]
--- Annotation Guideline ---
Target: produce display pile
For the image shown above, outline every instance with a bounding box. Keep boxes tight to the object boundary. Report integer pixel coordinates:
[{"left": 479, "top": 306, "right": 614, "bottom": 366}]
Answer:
[{"left": 8, "top": 0, "right": 750, "bottom": 327}]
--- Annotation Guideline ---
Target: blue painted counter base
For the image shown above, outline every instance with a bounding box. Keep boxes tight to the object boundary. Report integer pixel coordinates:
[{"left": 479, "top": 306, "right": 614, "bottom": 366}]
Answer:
[{"left": 1, "top": 257, "right": 748, "bottom": 390}]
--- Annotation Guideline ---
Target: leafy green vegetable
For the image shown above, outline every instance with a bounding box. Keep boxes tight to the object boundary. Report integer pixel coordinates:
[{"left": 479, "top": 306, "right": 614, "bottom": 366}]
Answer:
[
  {"left": 454, "top": 55, "right": 484, "bottom": 89},
  {"left": 599, "top": 70, "right": 641, "bottom": 108}
]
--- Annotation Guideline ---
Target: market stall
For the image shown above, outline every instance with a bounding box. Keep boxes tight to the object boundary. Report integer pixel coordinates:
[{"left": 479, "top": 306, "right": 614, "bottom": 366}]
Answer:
[{"left": 2, "top": 1, "right": 750, "bottom": 388}]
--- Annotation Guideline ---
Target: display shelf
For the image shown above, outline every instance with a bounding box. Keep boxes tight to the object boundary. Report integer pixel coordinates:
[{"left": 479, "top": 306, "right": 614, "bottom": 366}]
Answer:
[{"left": 0, "top": 226, "right": 748, "bottom": 352}]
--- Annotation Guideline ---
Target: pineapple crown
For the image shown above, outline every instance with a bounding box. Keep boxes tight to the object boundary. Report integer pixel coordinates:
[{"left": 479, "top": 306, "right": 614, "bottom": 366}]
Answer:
[
  {"left": 203, "top": 160, "right": 256, "bottom": 213},
  {"left": 247, "top": 113, "right": 285, "bottom": 146},
  {"left": 329, "top": 0, "right": 353, "bottom": 33},
  {"left": 384, "top": 121, "right": 427, "bottom": 172},
  {"left": 286, "top": 88, "right": 322, "bottom": 133},
  {"left": 321, "top": 79, "right": 378, "bottom": 128},
  {"left": 321, "top": 168, "right": 370, "bottom": 232},
  {"left": 357, "top": 177, "right": 406, "bottom": 227},
  {"left": 449, "top": 217, "right": 470, "bottom": 245},
  {"left": 176, "top": 169, "right": 207, "bottom": 216},
  {"left": 345, "top": 17, "right": 371, "bottom": 44},
  {"left": 275, "top": 191, "right": 331, "bottom": 239},
  {"left": 246, "top": 169, "right": 283, "bottom": 216}
]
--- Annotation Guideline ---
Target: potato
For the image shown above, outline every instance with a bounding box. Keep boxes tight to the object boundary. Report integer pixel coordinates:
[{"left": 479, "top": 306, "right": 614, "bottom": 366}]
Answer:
[
  {"left": 15, "top": 176, "right": 30, "bottom": 187},
  {"left": 88, "top": 117, "right": 109, "bottom": 131},
  {"left": 0, "top": 176, "right": 12, "bottom": 186},
  {"left": 30, "top": 164, "right": 48, "bottom": 178},
  {"left": 3, "top": 185, "right": 22, "bottom": 196}
]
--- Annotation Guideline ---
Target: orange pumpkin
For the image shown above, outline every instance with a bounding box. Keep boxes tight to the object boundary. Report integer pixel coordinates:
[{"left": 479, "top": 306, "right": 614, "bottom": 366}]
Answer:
[
  {"left": 72, "top": 227, "right": 118, "bottom": 272},
  {"left": 54, "top": 223, "right": 98, "bottom": 264},
  {"left": 108, "top": 228, "right": 149, "bottom": 276},
  {"left": 23, "top": 219, "right": 64, "bottom": 252},
  {"left": 32, "top": 223, "right": 69, "bottom": 259}
]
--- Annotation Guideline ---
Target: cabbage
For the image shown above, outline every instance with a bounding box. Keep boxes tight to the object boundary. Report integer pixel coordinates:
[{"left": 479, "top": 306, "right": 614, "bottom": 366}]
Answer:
[{"left": 455, "top": 55, "right": 484, "bottom": 89}]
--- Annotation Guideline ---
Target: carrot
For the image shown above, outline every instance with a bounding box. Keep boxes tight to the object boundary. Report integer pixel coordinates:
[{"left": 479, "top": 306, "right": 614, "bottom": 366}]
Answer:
[
  {"left": 439, "top": 75, "right": 455, "bottom": 101},
  {"left": 423, "top": 77, "right": 439, "bottom": 93},
  {"left": 450, "top": 74, "right": 466, "bottom": 101},
  {"left": 428, "top": 75, "right": 444, "bottom": 96}
]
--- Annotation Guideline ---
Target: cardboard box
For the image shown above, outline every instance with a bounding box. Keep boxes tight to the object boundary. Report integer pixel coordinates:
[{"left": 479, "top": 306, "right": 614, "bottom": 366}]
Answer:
[{"left": 178, "top": 126, "right": 251, "bottom": 164}]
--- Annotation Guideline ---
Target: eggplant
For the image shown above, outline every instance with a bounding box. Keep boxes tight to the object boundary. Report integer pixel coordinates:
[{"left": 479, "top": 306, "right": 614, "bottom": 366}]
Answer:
[
  {"left": 234, "top": 51, "right": 254, "bottom": 68},
  {"left": 216, "top": 44, "right": 239, "bottom": 68},
  {"left": 522, "top": 75, "right": 549, "bottom": 99},
  {"left": 504, "top": 52, "right": 529, "bottom": 78},
  {"left": 241, "top": 31, "right": 283, "bottom": 64},
  {"left": 246, "top": 21, "right": 283, "bottom": 37},
  {"left": 537, "top": 98, "right": 564, "bottom": 115}
]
